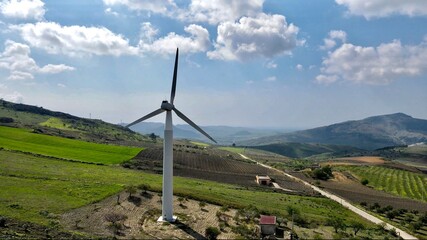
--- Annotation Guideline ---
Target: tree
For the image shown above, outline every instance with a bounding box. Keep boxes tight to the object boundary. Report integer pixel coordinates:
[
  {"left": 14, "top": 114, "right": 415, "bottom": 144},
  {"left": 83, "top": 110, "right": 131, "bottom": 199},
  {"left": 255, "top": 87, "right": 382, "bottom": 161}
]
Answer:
[
  {"left": 350, "top": 221, "right": 365, "bottom": 236},
  {"left": 327, "top": 216, "right": 346, "bottom": 233},
  {"left": 149, "top": 133, "right": 157, "bottom": 142},
  {"left": 138, "top": 183, "right": 149, "bottom": 194},
  {"left": 205, "top": 226, "right": 220, "bottom": 240},
  {"left": 125, "top": 185, "right": 137, "bottom": 198}
]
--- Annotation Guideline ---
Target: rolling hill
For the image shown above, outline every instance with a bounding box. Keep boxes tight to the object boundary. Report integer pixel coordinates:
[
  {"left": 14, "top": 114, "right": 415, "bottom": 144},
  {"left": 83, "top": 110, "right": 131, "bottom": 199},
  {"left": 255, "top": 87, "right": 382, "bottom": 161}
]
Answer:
[
  {"left": 0, "top": 99, "right": 149, "bottom": 146},
  {"left": 241, "top": 113, "right": 427, "bottom": 150}
]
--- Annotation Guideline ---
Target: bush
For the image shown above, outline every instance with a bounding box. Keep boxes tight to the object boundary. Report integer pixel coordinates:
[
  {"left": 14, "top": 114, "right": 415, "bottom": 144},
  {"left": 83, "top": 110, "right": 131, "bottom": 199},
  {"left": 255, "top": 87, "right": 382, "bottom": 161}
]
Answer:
[
  {"left": 312, "top": 166, "right": 333, "bottom": 180},
  {"left": 205, "top": 226, "right": 220, "bottom": 240},
  {"left": 0, "top": 216, "right": 6, "bottom": 228},
  {"left": 361, "top": 179, "right": 369, "bottom": 185}
]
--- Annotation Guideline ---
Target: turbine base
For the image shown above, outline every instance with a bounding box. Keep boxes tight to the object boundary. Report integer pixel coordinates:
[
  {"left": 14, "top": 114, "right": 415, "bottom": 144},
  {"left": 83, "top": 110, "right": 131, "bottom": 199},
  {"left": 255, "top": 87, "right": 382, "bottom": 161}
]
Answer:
[{"left": 157, "top": 215, "right": 177, "bottom": 223}]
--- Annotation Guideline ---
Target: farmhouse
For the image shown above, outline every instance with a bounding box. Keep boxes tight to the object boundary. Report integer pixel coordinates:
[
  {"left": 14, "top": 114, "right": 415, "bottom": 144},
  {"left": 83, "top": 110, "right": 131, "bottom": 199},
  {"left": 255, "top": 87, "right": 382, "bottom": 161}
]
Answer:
[
  {"left": 259, "top": 215, "right": 277, "bottom": 237},
  {"left": 256, "top": 175, "right": 272, "bottom": 185}
]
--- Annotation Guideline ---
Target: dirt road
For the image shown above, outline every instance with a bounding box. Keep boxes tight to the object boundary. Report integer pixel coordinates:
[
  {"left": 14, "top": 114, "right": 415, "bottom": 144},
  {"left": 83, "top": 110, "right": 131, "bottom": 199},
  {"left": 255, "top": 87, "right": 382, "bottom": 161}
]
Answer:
[{"left": 239, "top": 153, "right": 418, "bottom": 240}]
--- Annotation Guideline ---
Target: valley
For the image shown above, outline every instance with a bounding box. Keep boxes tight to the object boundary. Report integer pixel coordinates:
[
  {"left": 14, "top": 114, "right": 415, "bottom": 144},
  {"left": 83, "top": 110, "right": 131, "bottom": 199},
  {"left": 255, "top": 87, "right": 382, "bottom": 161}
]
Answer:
[{"left": 0, "top": 100, "right": 426, "bottom": 239}]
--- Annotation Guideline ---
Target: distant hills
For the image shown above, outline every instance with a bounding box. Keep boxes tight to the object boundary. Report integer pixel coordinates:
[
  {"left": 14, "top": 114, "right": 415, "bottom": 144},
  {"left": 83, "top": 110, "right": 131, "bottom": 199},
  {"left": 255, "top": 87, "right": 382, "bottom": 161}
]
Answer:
[
  {"left": 2, "top": 99, "right": 426, "bottom": 152},
  {"left": 241, "top": 113, "right": 427, "bottom": 150},
  {"left": 128, "top": 122, "right": 288, "bottom": 144}
]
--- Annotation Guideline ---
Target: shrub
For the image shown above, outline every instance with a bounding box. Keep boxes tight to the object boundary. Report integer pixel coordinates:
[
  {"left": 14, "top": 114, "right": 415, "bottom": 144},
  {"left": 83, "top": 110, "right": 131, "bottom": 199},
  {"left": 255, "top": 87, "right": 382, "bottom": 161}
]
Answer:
[
  {"left": 361, "top": 179, "right": 369, "bottom": 185},
  {"left": 205, "top": 226, "right": 220, "bottom": 240},
  {"left": 0, "top": 216, "right": 6, "bottom": 228},
  {"left": 312, "top": 166, "right": 333, "bottom": 180}
]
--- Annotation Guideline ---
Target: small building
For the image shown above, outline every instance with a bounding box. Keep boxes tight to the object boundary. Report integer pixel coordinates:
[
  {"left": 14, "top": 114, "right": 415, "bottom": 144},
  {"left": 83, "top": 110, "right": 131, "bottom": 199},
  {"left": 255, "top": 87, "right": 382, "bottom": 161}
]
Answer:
[
  {"left": 256, "top": 175, "right": 272, "bottom": 185},
  {"left": 259, "top": 215, "right": 276, "bottom": 237}
]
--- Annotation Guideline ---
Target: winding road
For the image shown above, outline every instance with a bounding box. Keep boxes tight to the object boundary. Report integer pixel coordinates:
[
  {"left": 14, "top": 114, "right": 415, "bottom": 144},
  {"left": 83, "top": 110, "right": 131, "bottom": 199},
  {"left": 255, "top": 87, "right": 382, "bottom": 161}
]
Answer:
[{"left": 239, "top": 153, "right": 418, "bottom": 240}]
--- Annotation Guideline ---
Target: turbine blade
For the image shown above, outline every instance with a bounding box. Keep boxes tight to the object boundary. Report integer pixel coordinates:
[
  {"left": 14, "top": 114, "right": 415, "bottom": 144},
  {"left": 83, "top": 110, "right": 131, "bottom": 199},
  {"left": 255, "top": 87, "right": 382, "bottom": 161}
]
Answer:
[
  {"left": 170, "top": 48, "right": 179, "bottom": 104},
  {"left": 126, "top": 108, "right": 165, "bottom": 128},
  {"left": 173, "top": 107, "right": 217, "bottom": 143}
]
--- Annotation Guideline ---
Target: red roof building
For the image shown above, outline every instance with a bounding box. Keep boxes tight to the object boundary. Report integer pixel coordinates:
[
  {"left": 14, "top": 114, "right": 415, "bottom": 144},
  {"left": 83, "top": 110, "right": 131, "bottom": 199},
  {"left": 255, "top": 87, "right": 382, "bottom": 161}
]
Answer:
[{"left": 259, "top": 215, "right": 276, "bottom": 236}]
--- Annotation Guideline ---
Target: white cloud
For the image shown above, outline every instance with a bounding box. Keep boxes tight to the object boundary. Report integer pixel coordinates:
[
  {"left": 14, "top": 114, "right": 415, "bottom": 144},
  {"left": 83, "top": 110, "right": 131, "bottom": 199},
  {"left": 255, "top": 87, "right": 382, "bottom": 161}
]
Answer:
[
  {"left": 296, "top": 64, "right": 303, "bottom": 71},
  {"left": 57, "top": 83, "right": 66, "bottom": 88},
  {"left": 207, "top": 13, "right": 300, "bottom": 61},
  {"left": 265, "top": 61, "right": 277, "bottom": 69},
  {"left": 139, "top": 22, "right": 158, "bottom": 43},
  {"left": 336, "top": 0, "right": 427, "bottom": 19},
  {"left": 11, "top": 22, "right": 139, "bottom": 57},
  {"left": 320, "top": 30, "right": 347, "bottom": 50},
  {"left": 103, "top": 0, "right": 264, "bottom": 25},
  {"left": 317, "top": 39, "right": 427, "bottom": 85},
  {"left": 103, "top": 0, "right": 177, "bottom": 14},
  {"left": 0, "top": 0, "right": 45, "bottom": 20},
  {"left": 105, "top": 7, "right": 119, "bottom": 16},
  {"left": 0, "top": 84, "right": 23, "bottom": 102},
  {"left": 263, "top": 76, "right": 276, "bottom": 82},
  {"left": 139, "top": 24, "right": 210, "bottom": 55},
  {"left": 179, "top": 0, "right": 264, "bottom": 25},
  {"left": 0, "top": 40, "right": 74, "bottom": 80}
]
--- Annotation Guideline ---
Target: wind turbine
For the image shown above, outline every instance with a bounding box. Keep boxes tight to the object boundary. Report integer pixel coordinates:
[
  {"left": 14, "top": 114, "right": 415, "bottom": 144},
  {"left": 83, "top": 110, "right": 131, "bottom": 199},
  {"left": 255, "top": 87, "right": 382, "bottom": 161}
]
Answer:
[{"left": 126, "top": 48, "right": 216, "bottom": 222}]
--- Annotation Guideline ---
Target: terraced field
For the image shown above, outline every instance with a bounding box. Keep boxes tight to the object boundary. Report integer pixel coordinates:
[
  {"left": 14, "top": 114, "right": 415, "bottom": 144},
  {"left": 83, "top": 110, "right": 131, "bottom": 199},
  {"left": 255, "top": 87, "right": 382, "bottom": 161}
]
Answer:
[
  {"left": 0, "top": 126, "right": 142, "bottom": 164},
  {"left": 344, "top": 166, "right": 427, "bottom": 202}
]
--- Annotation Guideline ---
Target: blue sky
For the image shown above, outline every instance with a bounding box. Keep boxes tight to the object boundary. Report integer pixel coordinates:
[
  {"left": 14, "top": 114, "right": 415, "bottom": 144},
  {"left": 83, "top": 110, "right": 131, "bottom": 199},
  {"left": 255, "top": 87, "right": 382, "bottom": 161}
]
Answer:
[{"left": 0, "top": 0, "right": 426, "bottom": 128}]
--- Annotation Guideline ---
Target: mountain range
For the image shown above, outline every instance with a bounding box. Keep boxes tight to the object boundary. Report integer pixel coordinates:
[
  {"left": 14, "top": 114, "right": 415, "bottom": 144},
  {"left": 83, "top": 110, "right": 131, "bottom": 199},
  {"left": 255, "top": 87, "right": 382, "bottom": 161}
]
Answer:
[{"left": 241, "top": 113, "right": 427, "bottom": 150}]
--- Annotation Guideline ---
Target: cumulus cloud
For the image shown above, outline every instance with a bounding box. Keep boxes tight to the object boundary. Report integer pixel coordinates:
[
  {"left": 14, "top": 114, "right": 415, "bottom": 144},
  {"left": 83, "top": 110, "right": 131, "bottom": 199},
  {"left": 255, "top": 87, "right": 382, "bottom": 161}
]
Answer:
[
  {"left": 179, "top": 0, "right": 264, "bottom": 25},
  {"left": 0, "top": 84, "right": 23, "bottom": 102},
  {"left": 320, "top": 30, "right": 347, "bottom": 50},
  {"left": 0, "top": 40, "right": 74, "bottom": 80},
  {"left": 207, "top": 13, "right": 300, "bottom": 61},
  {"left": 296, "top": 64, "right": 304, "bottom": 71},
  {"left": 139, "top": 24, "right": 210, "bottom": 55},
  {"left": 103, "top": 0, "right": 264, "bottom": 25},
  {"left": 0, "top": 0, "right": 45, "bottom": 20},
  {"left": 139, "top": 22, "right": 159, "bottom": 43},
  {"left": 316, "top": 39, "right": 427, "bottom": 85},
  {"left": 336, "top": 0, "right": 427, "bottom": 19},
  {"left": 11, "top": 21, "right": 138, "bottom": 57},
  {"left": 103, "top": 0, "right": 177, "bottom": 15}
]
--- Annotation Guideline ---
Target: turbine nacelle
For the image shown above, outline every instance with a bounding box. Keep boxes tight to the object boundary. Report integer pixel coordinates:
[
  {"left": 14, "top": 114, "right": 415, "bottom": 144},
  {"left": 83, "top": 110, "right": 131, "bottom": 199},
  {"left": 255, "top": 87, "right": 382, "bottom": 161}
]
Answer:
[{"left": 161, "top": 100, "right": 174, "bottom": 111}]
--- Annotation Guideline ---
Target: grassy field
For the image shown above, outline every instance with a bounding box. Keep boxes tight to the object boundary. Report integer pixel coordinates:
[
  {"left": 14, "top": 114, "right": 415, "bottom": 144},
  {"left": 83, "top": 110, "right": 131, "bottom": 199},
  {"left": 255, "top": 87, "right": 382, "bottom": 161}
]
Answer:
[
  {"left": 343, "top": 165, "right": 427, "bottom": 202},
  {"left": 0, "top": 149, "right": 369, "bottom": 228},
  {"left": 218, "top": 146, "right": 246, "bottom": 154},
  {"left": 0, "top": 126, "right": 142, "bottom": 164}
]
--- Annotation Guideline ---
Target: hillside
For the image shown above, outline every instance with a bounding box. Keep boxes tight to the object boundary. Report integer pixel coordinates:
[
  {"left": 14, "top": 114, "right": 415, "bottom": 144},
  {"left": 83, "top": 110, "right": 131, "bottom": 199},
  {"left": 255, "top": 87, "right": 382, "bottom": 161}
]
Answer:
[
  {"left": 0, "top": 99, "right": 149, "bottom": 146},
  {"left": 242, "top": 113, "right": 427, "bottom": 150},
  {"left": 248, "top": 142, "right": 363, "bottom": 158}
]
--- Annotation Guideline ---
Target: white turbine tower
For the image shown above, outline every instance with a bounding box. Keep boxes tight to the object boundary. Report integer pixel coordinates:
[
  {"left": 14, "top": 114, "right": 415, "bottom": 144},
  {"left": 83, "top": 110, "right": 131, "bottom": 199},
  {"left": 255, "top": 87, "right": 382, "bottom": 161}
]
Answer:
[{"left": 126, "top": 48, "right": 216, "bottom": 222}]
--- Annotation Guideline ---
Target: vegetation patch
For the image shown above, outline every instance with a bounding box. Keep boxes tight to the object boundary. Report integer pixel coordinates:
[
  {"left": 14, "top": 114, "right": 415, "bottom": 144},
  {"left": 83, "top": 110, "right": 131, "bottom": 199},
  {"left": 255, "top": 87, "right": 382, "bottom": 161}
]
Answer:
[
  {"left": 0, "top": 126, "right": 142, "bottom": 164},
  {"left": 0, "top": 149, "right": 368, "bottom": 229}
]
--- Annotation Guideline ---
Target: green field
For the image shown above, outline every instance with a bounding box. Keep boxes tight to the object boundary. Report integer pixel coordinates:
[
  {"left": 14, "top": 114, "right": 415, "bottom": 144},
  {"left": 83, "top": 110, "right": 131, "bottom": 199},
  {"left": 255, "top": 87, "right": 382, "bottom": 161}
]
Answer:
[
  {"left": 218, "top": 146, "right": 246, "bottom": 154},
  {"left": 0, "top": 149, "right": 369, "bottom": 227},
  {"left": 344, "top": 166, "right": 427, "bottom": 202},
  {"left": 0, "top": 126, "right": 142, "bottom": 164}
]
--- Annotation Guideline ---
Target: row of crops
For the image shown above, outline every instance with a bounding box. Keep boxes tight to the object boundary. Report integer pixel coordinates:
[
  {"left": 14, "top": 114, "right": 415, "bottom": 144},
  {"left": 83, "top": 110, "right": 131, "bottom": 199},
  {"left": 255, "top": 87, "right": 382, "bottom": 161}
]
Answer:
[{"left": 346, "top": 166, "right": 427, "bottom": 202}]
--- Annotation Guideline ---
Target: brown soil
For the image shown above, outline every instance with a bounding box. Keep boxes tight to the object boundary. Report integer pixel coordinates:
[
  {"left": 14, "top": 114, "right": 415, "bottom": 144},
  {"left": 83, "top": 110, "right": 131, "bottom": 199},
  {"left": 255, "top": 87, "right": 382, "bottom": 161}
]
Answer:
[
  {"left": 125, "top": 147, "right": 315, "bottom": 195},
  {"left": 61, "top": 190, "right": 240, "bottom": 239}
]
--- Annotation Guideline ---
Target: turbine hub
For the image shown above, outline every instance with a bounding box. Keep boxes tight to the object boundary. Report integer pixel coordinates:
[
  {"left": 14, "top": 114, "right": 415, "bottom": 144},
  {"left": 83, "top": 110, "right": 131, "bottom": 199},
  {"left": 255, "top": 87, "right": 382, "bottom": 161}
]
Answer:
[{"left": 161, "top": 100, "right": 174, "bottom": 111}]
